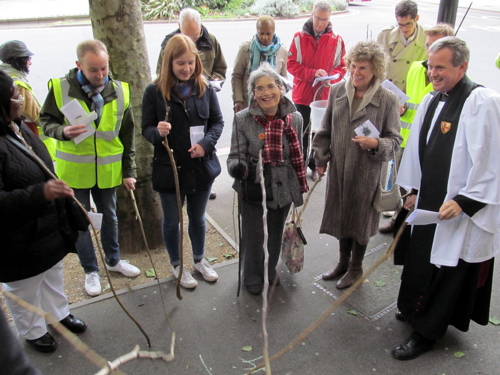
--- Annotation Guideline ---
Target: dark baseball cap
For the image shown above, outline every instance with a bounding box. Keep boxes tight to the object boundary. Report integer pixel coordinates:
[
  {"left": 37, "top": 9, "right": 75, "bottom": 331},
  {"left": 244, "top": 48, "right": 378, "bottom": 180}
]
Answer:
[{"left": 0, "top": 40, "right": 34, "bottom": 62}]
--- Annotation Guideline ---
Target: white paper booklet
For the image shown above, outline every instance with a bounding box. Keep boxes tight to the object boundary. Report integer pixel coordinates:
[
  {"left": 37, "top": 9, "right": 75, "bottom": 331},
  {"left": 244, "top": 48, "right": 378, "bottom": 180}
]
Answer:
[
  {"left": 60, "top": 99, "right": 97, "bottom": 144},
  {"left": 406, "top": 209, "right": 441, "bottom": 225},
  {"left": 209, "top": 80, "right": 224, "bottom": 91},
  {"left": 190, "top": 126, "right": 205, "bottom": 147},
  {"left": 313, "top": 73, "right": 341, "bottom": 87},
  {"left": 354, "top": 120, "right": 380, "bottom": 138},
  {"left": 381, "top": 79, "right": 410, "bottom": 106}
]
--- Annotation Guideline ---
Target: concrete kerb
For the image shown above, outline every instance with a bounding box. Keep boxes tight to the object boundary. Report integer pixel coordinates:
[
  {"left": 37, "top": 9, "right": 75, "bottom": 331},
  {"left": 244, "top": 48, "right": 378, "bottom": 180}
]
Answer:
[{"left": 0, "top": 10, "right": 349, "bottom": 28}]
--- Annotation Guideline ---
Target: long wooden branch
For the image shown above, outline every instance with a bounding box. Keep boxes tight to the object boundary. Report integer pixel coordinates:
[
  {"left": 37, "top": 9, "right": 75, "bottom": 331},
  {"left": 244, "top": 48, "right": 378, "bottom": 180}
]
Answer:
[
  {"left": 11, "top": 134, "right": 151, "bottom": 347},
  {"left": 248, "top": 211, "right": 412, "bottom": 374}
]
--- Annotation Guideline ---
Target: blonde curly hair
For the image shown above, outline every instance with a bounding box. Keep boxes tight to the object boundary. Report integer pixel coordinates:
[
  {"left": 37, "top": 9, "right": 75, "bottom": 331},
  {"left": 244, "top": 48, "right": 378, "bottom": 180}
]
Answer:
[{"left": 345, "top": 40, "right": 387, "bottom": 82}]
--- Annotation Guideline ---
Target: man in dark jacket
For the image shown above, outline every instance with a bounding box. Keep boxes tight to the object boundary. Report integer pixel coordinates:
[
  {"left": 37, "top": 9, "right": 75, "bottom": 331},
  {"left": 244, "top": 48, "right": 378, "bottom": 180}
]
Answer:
[
  {"left": 287, "top": 0, "right": 346, "bottom": 179},
  {"left": 156, "top": 7, "right": 227, "bottom": 82}
]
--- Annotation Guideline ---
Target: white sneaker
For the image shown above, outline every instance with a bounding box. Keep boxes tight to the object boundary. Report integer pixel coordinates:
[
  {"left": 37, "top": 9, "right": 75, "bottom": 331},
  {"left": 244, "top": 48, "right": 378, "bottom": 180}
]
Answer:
[
  {"left": 383, "top": 210, "right": 396, "bottom": 217},
  {"left": 172, "top": 265, "right": 198, "bottom": 289},
  {"left": 193, "top": 259, "right": 219, "bottom": 282},
  {"left": 85, "top": 272, "right": 101, "bottom": 296},
  {"left": 106, "top": 260, "right": 140, "bottom": 277}
]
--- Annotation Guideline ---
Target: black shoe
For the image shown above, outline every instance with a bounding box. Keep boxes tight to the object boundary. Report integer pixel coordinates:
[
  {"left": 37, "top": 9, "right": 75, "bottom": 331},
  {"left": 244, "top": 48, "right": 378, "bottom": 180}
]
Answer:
[
  {"left": 26, "top": 332, "right": 57, "bottom": 353},
  {"left": 395, "top": 310, "right": 406, "bottom": 321},
  {"left": 209, "top": 191, "right": 217, "bottom": 200},
  {"left": 391, "top": 339, "right": 432, "bottom": 360},
  {"left": 246, "top": 284, "right": 263, "bottom": 295},
  {"left": 59, "top": 314, "right": 87, "bottom": 333}
]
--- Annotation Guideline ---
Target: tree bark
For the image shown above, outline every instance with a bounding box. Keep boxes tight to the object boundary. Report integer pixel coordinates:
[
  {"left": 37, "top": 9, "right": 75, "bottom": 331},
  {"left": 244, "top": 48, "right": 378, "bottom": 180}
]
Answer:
[{"left": 89, "top": 0, "right": 163, "bottom": 254}]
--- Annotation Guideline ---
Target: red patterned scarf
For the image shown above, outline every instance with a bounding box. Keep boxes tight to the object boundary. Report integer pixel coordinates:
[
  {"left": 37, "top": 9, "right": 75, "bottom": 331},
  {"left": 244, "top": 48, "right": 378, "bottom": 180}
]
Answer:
[{"left": 253, "top": 113, "right": 309, "bottom": 193}]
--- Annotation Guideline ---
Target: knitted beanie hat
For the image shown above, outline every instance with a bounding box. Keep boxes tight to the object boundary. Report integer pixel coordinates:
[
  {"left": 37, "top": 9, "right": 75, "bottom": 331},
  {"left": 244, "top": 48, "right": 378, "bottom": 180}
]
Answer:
[{"left": 0, "top": 40, "right": 34, "bottom": 62}]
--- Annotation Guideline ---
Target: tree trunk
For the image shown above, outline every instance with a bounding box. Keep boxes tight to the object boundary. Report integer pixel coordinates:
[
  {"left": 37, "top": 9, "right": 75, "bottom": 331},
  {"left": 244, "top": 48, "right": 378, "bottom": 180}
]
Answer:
[{"left": 89, "top": 0, "right": 163, "bottom": 254}]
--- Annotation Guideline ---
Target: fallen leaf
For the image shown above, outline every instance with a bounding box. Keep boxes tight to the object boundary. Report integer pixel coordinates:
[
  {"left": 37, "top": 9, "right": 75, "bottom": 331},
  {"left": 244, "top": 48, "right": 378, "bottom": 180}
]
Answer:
[
  {"left": 207, "top": 257, "right": 218, "bottom": 263},
  {"left": 489, "top": 316, "right": 500, "bottom": 325},
  {"left": 145, "top": 269, "right": 156, "bottom": 278},
  {"left": 347, "top": 309, "right": 358, "bottom": 316},
  {"left": 241, "top": 346, "right": 252, "bottom": 352},
  {"left": 219, "top": 243, "right": 224, "bottom": 247},
  {"left": 454, "top": 351, "right": 465, "bottom": 358},
  {"left": 375, "top": 280, "right": 386, "bottom": 287},
  {"left": 223, "top": 253, "right": 233, "bottom": 259}
]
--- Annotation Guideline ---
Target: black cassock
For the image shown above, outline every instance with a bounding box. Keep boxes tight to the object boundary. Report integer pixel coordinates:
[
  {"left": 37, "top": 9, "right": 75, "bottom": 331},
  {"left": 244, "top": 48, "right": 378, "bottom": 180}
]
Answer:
[{"left": 397, "top": 77, "right": 494, "bottom": 340}]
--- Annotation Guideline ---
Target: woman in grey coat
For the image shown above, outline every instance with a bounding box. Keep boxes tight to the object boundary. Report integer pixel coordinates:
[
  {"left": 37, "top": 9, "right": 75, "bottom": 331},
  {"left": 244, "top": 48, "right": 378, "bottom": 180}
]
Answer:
[
  {"left": 227, "top": 63, "right": 308, "bottom": 295},
  {"left": 313, "top": 40, "right": 402, "bottom": 289}
]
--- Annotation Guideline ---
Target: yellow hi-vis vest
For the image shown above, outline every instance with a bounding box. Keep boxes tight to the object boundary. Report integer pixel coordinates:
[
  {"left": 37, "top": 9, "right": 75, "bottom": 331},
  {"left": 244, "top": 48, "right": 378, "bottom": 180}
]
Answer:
[
  {"left": 12, "top": 77, "right": 56, "bottom": 160},
  {"left": 49, "top": 77, "right": 130, "bottom": 189},
  {"left": 399, "top": 61, "right": 433, "bottom": 148}
]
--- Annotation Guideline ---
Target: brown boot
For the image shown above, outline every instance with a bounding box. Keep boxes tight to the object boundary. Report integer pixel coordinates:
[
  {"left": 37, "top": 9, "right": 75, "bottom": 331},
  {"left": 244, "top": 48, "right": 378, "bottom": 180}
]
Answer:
[
  {"left": 322, "top": 239, "right": 352, "bottom": 280},
  {"left": 336, "top": 242, "right": 366, "bottom": 289}
]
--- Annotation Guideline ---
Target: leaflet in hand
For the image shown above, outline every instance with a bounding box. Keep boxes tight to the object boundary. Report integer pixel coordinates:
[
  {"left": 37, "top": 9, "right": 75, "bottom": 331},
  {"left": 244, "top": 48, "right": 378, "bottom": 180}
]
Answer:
[
  {"left": 381, "top": 79, "right": 410, "bottom": 106},
  {"left": 313, "top": 73, "right": 341, "bottom": 87},
  {"left": 190, "top": 126, "right": 205, "bottom": 148},
  {"left": 354, "top": 120, "right": 380, "bottom": 138},
  {"left": 209, "top": 80, "right": 225, "bottom": 92},
  {"left": 406, "top": 209, "right": 440, "bottom": 225},
  {"left": 60, "top": 99, "right": 97, "bottom": 144}
]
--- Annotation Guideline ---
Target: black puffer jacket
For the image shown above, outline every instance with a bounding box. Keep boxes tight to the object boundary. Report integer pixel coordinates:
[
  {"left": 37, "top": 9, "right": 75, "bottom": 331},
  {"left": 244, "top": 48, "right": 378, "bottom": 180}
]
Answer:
[{"left": 0, "top": 121, "right": 76, "bottom": 283}]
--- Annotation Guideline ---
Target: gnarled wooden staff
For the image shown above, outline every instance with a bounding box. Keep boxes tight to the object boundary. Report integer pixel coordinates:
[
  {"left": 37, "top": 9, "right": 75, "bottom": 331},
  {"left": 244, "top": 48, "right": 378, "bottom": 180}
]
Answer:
[
  {"left": 160, "top": 100, "right": 184, "bottom": 300},
  {"left": 248, "top": 209, "right": 412, "bottom": 374}
]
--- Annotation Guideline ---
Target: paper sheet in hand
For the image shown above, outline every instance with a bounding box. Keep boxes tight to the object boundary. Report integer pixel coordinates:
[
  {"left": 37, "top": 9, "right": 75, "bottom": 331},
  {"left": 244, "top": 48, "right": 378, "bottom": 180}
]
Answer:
[
  {"left": 354, "top": 120, "right": 380, "bottom": 138},
  {"left": 313, "top": 73, "right": 340, "bottom": 87},
  {"left": 281, "top": 76, "right": 294, "bottom": 91},
  {"left": 60, "top": 99, "right": 97, "bottom": 144},
  {"left": 381, "top": 79, "right": 410, "bottom": 106},
  {"left": 406, "top": 209, "right": 441, "bottom": 225},
  {"left": 88, "top": 212, "right": 103, "bottom": 230},
  {"left": 190, "top": 126, "right": 204, "bottom": 147},
  {"left": 210, "top": 80, "right": 224, "bottom": 91}
]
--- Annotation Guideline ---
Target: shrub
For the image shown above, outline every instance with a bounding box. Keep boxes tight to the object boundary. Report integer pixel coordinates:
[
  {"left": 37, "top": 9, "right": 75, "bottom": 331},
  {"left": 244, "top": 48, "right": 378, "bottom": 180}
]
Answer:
[
  {"left": 141, "top": 0, "right": 182, "bottom": 21},
  {"left": 250, "top": 0, "right": 300, "bottom": 17}
]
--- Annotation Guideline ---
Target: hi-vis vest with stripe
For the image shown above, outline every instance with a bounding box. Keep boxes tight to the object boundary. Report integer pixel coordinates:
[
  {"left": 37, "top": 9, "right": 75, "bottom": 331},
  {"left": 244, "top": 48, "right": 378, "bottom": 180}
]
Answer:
[
  {"left": 400, "top": 61, "right": 432, "bottom": 148},
  {"left": 49, "top": 78, "right": 130, "bottom": 189},
  {"left": 12, "top": 77, "right": 56, "bottom": 159}
]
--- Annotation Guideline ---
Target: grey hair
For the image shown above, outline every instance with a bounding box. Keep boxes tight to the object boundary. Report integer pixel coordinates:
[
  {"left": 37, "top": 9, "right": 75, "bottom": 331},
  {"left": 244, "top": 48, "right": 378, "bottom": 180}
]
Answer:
[
  {"left": 248, "top": 62, "right": 287, "bottom": 101},
  {"left": 313, "top": 0, "right": 332, "bottom": 13},
  {"left": 428, "top": 36, "right": 469, "bottom": 67},
  {"left": 179, "top": 8, "right": 201, "bottom": 27}
]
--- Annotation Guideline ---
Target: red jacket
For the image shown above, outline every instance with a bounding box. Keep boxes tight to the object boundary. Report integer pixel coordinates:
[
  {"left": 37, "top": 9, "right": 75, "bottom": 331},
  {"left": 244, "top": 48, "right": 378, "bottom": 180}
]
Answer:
[{"left": 288, "top": 19, "right": 346, "bottom": 106}]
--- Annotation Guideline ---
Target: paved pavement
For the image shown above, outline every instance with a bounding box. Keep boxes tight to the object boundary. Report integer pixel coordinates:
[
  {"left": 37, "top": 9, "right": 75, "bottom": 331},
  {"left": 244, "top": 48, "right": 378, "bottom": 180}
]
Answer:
[{"left": 1, "top": 1, "right": 500, "bottom": 374}]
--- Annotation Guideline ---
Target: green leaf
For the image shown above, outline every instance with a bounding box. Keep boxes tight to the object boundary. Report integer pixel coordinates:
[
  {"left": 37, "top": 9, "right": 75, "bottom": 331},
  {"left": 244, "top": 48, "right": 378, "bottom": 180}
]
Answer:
[
  {"left": 219, "top": 243, "right": 224, "bottom": 247},
  {"left": 207, "top": 257, "right": 218, "bottom": 264},
  {"left": 374, "top": 280, "right": 386, "bottom": 287},
  {"left": 145, "top": 269, "right": 156, "bottom": 278},
  {"left": 454, "top": 351, "right": 465, "bottom": 358},
  {"left": 347, "top": 309, "right": 358, "bottom": 316},
  {"left": 223, "top": 253, "right": 233, "bottom": 259},
  {"left": 241, "top": 346, "right": 252, "bottom": 352},
  {"left": 489, "top": 316, "right": 500, "bottom": 325}
]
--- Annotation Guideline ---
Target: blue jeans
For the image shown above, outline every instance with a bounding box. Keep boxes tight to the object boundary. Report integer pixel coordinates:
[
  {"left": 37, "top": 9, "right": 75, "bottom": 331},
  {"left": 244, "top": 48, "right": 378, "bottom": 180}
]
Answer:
[
  {"left": 74, "top": 187, "right": 120, "bottom": 273},
  {"left": 159, "top": 187, "right": 211, "bottom": 267}
]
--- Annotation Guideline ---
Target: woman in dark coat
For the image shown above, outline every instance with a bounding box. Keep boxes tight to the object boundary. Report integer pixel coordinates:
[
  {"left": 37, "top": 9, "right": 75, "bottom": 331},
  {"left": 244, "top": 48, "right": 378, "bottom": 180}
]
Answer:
[
  {"left": 313, "top": 40, "right": 402, "bottom": 289},
  {"left": 142, "top": 35, "right": 224, "bottom": 289},
  {"left": 0, "top": 70, "right": 86, "bottom": 353},
  {"left": 227, "top": 62, "right": 308, "bottom": 295}
]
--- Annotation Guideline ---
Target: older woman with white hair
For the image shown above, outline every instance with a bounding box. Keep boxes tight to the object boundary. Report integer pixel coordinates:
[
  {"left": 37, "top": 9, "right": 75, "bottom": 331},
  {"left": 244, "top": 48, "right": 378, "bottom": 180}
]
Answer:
[
  {"left": 313, "top": 40, "right": 402, "bottom": 289},
  {"left": 227, "top": 62, "right": 308, "bottom": 295}
]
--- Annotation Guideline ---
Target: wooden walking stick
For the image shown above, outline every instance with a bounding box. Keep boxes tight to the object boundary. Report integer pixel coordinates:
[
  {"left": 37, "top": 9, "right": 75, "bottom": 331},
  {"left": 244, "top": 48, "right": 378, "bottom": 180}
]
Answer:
[{"left": 248, "top": 209, "right": 413, "bottom": 374}]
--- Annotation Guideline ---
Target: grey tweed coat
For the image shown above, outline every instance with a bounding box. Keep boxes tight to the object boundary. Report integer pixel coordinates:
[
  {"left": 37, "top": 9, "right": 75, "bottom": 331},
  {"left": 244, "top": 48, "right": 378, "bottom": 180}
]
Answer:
[
  {"left": 313, "top": 79, "right": 402, "bottom": 245},
  {"left": 227, "top": 96, "right": 304, "bottom": 209}
]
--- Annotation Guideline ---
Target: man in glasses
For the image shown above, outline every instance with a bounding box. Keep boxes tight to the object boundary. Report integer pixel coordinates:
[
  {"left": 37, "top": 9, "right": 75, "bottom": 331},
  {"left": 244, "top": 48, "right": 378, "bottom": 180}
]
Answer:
[
  {"left": 287, "top": 0, "right": 346, "bottom": 181},
  {"left": 377, "top": 0, "right": 427, "bottom": 233},
  {"left": 377, "top": 0, "right": 427, "bottom": 93}
]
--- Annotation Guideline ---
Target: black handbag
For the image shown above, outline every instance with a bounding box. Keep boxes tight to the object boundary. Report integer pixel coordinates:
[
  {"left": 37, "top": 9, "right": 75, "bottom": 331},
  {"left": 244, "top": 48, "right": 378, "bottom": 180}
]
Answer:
[
  {"left": 203, "top": 152, "right": 221, "bottom": 181},
  {"left": 242, "top": 163, "right": 274, "bottom": 204}
]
